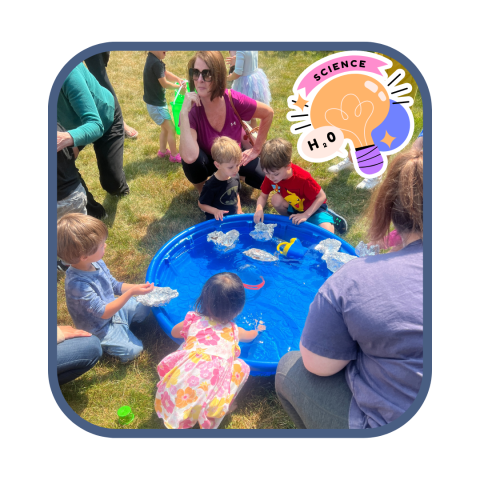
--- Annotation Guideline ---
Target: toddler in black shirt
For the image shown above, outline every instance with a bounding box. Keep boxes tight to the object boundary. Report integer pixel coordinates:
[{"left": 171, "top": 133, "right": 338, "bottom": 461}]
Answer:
[{"left": 198, "top": 136, "right": 243, "bottom": 221}]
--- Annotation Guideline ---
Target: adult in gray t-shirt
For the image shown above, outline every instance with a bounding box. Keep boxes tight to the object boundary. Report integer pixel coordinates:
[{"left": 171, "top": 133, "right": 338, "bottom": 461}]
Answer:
[
  {"left": 275, "top": 143, "right": 424, "bottom": 429},
  {"left": 304, "top": 240, "right": 422, "bottom": 428}
]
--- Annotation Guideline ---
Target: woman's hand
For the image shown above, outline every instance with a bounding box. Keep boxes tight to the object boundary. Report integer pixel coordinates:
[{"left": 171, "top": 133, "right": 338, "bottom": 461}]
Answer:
[
  {"left": 241, "top": 147, "right": 261, "bottom": 166},
  {"left": 180, "top": 92, "right": 201, "bottom": 116},
  {"left": 57, "top": 131, "right": 74, "bottom": 152},
  {"left": 58, "top": 325, "right": 92, "bottom": 340},
  {"left": 226, "top": 55, "right": 236, "bottom": 66}
]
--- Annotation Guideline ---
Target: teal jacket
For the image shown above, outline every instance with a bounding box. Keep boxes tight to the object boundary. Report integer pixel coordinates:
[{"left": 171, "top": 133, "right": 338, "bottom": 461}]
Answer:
[{"left": 57, "top": 63, "right": 115, "bottom": 147}]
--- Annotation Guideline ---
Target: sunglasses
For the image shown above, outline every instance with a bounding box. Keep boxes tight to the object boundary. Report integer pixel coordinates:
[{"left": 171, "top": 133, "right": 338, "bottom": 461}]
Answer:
[{"left": 189, "top": 68, "right": 213, "bottom": 82}]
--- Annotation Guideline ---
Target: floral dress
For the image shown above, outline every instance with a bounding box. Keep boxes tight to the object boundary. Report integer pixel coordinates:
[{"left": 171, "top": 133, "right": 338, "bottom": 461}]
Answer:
[{"left": 155, "top": 312, "right": 250, "bottom": 429}]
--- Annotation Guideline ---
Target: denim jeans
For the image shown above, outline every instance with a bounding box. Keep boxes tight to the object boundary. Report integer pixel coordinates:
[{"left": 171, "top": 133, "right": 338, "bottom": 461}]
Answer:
[
  {"left": 100, "top": 297, "right": 151, "bottom": 363},
  {"left": 275, "top": 351, "right": 352, "bottom": 429},
  {"left": 57, "top": 335, "right": 103, "bottom": 385}
]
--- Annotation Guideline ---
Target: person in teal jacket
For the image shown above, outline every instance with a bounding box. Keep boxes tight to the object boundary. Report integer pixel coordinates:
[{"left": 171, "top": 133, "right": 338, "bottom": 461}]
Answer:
[{"left": 57, "top": 62, "right": 129, "bottom": 218}]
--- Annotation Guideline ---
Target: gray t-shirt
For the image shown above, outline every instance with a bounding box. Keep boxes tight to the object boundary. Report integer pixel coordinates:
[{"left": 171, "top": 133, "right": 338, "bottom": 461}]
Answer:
[{"left": 301, "top": 240, "right": 423, "bottom": 428}]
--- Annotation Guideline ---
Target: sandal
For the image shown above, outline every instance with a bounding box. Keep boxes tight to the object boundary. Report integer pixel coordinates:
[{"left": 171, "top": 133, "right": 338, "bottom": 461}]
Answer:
[
  {"left": 169, "top": 153, "right": 182, "bottom": 163},
  {"left": 157, "top": 149, "right": 171, "bottom": 158}
]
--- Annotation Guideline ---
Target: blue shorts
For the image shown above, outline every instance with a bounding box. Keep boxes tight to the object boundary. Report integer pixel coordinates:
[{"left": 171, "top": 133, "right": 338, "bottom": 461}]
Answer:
[
  {"left": 287, "top": 205, "right": 334, "bottom": 226},
  {"left": 146, "top": 103, "right": 172, "bottom": 126}
]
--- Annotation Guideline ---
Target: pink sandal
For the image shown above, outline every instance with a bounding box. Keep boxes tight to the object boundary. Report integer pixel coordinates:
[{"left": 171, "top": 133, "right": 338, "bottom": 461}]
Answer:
[
  {"left": 157, "top": 149, "right": 171, "bottom": 158},
  {"left": 169, "top": 153, "right": 182, "bottom": 163}
]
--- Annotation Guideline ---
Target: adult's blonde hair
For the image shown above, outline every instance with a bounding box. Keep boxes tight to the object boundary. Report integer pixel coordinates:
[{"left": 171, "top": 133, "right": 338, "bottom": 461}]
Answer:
[
  {"left": 57, "top": 213, "right": 108, "bottom": 264},
  {"left": 211, "top": 136, "right": 242, "bottom": 165},
  {"left": 367, "top": 144, "right": 423, "bottom": 244},
  {"left": 187, "top": 51, "right": 226, "bottom": 101}
]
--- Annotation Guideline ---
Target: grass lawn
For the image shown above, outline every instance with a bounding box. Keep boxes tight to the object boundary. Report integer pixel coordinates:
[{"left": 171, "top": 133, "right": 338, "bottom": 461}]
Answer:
[{"left": 57, "top": 50, "right": 423, "bottom": 430}]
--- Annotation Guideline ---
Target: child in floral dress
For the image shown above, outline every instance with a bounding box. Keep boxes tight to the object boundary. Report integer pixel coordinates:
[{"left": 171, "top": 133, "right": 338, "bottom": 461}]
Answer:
[{"left": 155, "top": 272, "right": 261, "bottom": 429}]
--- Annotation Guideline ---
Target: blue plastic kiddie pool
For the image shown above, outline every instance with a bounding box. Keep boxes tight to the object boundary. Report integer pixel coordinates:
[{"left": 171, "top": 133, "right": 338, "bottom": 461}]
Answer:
[{"left": 146, "top": 214, "right": 356, "bottom": 376}]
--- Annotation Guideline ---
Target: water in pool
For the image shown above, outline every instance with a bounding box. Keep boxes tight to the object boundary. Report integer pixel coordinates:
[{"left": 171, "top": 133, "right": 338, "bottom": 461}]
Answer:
[{"left": 149, "top": 221, "right": 342, "bottom": 369}]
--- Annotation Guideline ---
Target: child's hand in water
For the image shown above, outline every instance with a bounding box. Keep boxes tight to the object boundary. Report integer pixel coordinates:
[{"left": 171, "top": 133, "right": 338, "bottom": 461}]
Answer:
[
  {"left": 257, "top": 324, "right": 266, "bottom": 332},
  {"left": 214, "top": 209, "right": 230, "bottom": 221},
  {"left": 254, "top": 209, "right": 264, "bottom": 224},
  {"left": 130, "top": 282, "right": 155, "bottom": 296}
]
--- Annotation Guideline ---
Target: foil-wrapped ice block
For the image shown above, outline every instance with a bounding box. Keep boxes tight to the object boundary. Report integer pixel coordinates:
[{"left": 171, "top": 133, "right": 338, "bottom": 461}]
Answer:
[
  {"left": 314, "top": 238, "right": 341, "bottom": 255},
  {"left": 207, "top": 229, "right": 240, "bottom": 249},
  {"left": 355, "top": 241, "right": 380, "bottom": 257},
  {"left": 324, "top": 252, "right": 357, "bottom": 273},
  {"left": 243, "top": 248, "right": 278, "bottom": 262},
  {"left": 250, "top": 222, "right": 277, "bottom": 241},
  {"left": 137, "top": 287, "right": 179, "bottom": 307}
]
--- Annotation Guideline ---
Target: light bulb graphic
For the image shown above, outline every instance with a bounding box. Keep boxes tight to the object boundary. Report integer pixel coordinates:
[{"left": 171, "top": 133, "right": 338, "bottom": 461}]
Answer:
[{"left": 310, "top": 74, "right": 390, "bottom": 175}]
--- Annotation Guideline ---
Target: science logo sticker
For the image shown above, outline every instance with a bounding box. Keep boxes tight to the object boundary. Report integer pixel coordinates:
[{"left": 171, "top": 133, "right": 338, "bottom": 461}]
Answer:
[{"left": 288, "top": 51, "right": 414, "bottom": 178}]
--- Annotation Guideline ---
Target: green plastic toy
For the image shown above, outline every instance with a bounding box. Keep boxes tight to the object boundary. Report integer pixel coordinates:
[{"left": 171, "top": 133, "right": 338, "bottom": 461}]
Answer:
[
  {"left": 170, "top": 81, "right": 191, "bottom": 135},
  {"left": 117, "top": 405, "right": 135, "bottom": 425}
]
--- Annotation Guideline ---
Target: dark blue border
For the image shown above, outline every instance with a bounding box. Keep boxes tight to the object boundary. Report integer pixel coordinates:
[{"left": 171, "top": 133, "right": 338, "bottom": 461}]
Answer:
[{"left": 49, "top": 42, "right": 431, "bottom": 438}]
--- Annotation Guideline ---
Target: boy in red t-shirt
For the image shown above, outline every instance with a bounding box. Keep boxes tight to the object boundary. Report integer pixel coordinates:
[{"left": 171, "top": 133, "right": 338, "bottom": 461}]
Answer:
[{"left": 254, "top": 138, "right": 347, "bottom": 233}]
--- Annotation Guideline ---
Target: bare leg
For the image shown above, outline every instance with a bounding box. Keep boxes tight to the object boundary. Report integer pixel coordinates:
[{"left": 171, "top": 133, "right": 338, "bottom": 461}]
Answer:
[
  {"left": 319, "top": 222, "right": 334, "bottom": 233},
  {"left": 271, "top": 193, "right": 290, "bottom": 216},
  {"left": 165, "top": 120, "right": 178, "bottom": 156},
  {"left": 159, "top": 125, "right": 168, "bottom": 153}
]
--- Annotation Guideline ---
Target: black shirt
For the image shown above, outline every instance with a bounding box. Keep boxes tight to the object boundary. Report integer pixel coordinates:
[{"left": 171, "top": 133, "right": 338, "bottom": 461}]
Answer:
[
  {"left": 143, "top": 53, "right": 166, "bottom": 107},
  {"left": 199, "top": 174, "right": 241, "bottom": 221}
]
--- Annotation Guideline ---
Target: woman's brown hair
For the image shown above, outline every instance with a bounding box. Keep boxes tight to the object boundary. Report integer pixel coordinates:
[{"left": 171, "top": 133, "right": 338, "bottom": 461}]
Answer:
[
  {"left": 187, "top": 51, "right": 226, "bottom": 101},
  {"left": 367, "top": 144, "right": 423, "bottom": 244}
]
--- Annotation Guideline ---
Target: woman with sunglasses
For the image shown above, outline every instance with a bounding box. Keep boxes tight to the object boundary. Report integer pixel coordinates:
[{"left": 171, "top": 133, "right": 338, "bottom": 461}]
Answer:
[{"left": 179, "top": 51, "right": 274, "bottom": 194}]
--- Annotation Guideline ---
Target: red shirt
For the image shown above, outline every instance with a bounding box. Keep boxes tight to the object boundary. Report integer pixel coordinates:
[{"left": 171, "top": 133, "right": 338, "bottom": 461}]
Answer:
[{"left": 260, "top": 164, "right": 326, "bottom": 212}]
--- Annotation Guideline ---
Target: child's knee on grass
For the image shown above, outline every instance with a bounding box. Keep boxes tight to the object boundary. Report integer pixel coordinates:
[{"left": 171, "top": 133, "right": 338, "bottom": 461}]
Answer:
[{"left": 271, "top": 193, "right": 289, "bottom": 214}]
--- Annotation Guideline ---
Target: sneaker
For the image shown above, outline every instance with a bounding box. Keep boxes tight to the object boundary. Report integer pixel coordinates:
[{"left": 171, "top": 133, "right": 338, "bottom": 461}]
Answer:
[
  {"left": 157, "top": 149, "right": 171, "bottom": 158},
  {"left": 356, "top": 176, "right": 381, "bottom": 190},
  {"left": 169, "top": 153, "right": 182, "bottom": 163},
  {"left": 327, "top": 157, "right": 354, "bottom": 173},
  {"left": 57, "top": 260, "right": 69, "bottom": 272},
  {"left": 327, "top": 208, "right": 348, "bottom": 234}
]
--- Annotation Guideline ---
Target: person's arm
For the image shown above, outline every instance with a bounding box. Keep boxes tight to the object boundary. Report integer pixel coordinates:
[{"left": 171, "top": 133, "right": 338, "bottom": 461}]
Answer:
[
  {"left": 165, "top": 70, "right": 184, "bottom": 85},
  {"left": 237, "top": 193, "right": 243, "bottom": 214},
  {"left": 254, "top": 192, "right": 269, "bottom": 223},
  {"left": 171, "top": 321, "right": 184, "bottom": 339},
  {"left": 198, "top": 200, "right": 229, "bottom": 221},
  {"left": 227, "top": 72, "right": 241, "bottom": 82},
  {"left": 101, "top": 282, "right": 154, "bottom": 319},
  {"left": 179, "top": 92, "right": 202, "bottom": 163},
  {"left": 300, "top": 341, "right": 350, "bottom": 376},
  {"left": 238, "top": 327, "right": 258, "bottom": 343},
  {"left": 289, "top": 190, "right": 326, "bottom": 225},
  {"left": 241, "top": 101, "right": 274, "bottom": 166},
  {"left": 159, "top": 76, "right": 183, "bottom": 91},
  {"left": 60, "top": 66, "right": 105, "bottom": 148}
]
